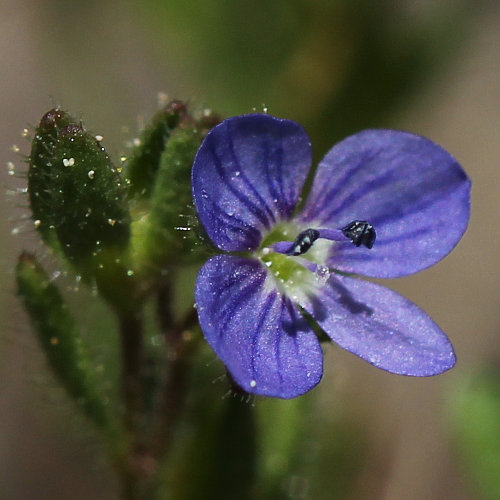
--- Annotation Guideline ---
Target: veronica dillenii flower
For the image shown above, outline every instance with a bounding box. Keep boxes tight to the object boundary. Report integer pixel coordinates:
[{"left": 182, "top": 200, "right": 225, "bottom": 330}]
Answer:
[{"left": 192, "top": 114, "right": 470, "bottom": 399}]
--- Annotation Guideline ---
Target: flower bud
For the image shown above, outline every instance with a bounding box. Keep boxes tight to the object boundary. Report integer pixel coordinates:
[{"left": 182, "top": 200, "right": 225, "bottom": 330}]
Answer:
[
  {"left": 131, "top": 127, "right": 212, "bottom": 274},
  {"left": 127, "top": 100, "right": 188, "bottom": 199},
  {"left": 28, "top": 110, "right": 130, "bottom": 279},
  {"left": 50, "top": 124, "right": 130, "bottom": 269},
  {"left": 28, "top": 108, "right": 72, "bottom": 250}
]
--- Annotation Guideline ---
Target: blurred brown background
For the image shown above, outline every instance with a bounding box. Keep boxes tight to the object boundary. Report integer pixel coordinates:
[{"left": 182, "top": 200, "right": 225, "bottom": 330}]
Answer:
[{"left": 1, "top": 1, "right": 499, "bottom": 499}]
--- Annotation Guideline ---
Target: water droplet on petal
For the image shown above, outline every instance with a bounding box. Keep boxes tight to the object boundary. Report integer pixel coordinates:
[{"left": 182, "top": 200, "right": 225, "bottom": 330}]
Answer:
[{"left": 314, "top": 265, "right": 330, "bottom": 285}]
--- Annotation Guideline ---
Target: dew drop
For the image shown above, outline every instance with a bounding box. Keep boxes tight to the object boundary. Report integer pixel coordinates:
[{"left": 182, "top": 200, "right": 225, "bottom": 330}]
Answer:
[
  {"left": 62, "top": 157, "right": 75, "bottom": 167},
  {"left": 250, "top": 380, "right": 257, "bottom": 388},
  {"left": 314, "top": 265, "right": 330, "bottom": 285},
  {"left": 21, "top": 128, "right": 29, "bottom": 137},
  {"left": 34, "top": 219, "right": 41, "bottom": 228},
  {"left": 107, "top": 218, "right": 116, "bottom": 226},
  {"left": 95, "top": 134, "right": 104, "bottom": 142},
  {"left": 87, "top": 170, "right": 95, "bottom": 179}
]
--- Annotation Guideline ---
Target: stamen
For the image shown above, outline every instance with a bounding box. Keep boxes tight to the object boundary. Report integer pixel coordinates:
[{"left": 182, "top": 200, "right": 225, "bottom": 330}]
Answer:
[
  {"left": 288, "top": 228, "right": 320, "bottom": 256},
  {"left": 270, "top": 221, "right": 376, "bottom": 257},
  {"left": 341, "top": 220, "right": 376, "bottom": 249}
]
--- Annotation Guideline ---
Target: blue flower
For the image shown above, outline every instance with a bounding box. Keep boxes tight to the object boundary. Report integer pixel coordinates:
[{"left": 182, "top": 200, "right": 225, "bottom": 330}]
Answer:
[{"left": 192, "top": 114, "right": 470, "bottom": 398}]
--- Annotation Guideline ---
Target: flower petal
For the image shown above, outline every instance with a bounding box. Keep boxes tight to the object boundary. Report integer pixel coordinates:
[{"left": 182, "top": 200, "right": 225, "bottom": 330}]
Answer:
[
  {"left": 298, "top": 273, "right": 456, "bottom": 376},
  {"left": 195, "top": 255, "right": 323, "bottom": 398},
  {"left": 192, "top": 114, "right": 311, "bottom": 251},
  {"left": 299, "top": 130, "right": 470, "bottom": 277}
]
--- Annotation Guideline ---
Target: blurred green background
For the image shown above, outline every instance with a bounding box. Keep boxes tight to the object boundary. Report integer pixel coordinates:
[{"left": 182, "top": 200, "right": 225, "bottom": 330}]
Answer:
[{"left": 2, "top": 0, "right": 500, "bottom": 499}]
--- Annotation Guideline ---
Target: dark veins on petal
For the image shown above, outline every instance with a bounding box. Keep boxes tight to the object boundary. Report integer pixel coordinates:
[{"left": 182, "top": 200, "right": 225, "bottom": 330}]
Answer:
[
  {"left": 311, "top": 149, "right": 381, "bottom": 218},
  {"left": 306, "top": 278, "right": 373, "bottom": 320},
  {"left": 208, "top": 140, "right": 273, "bottom": 230},
  {"left": 204, "top": 199, "right": 261, "bottom": 247},
  {"left": 225, "top": 124, "right": 277, "bottom": 226},
  {"left": 261, "top": 137, "right": 289, "bottom": 216},
  {"left": 215, "top": 270, "right": 266, "bottom": 344},
  {"left": 250, "top": 290, "right": 281, "bottom": 385}
]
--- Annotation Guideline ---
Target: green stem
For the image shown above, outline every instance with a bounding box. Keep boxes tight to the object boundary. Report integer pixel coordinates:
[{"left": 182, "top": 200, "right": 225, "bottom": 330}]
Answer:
[
  {"left": 118, "top": 309, "right": 151, "bottom": 499},
  {"left": 119, "top": 310, "right": 144, "bottom": 434},
  {"left": 153, "top": 300, "right": 199, "bottom": 461}
]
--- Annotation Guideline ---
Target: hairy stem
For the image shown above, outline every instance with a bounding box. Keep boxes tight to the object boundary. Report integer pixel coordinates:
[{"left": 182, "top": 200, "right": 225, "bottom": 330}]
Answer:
[
  {"left": 119, "top": 310, "right": 144, "bottom": 433},
  {"left": 118, "top": 309, "right": 149, "bottom": 499},
  {"left": 153, "top": 301, "right": 199, "bottom": 460}
]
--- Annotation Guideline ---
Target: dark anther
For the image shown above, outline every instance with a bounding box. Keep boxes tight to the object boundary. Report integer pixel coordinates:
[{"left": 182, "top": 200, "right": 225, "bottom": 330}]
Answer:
[
  {"left": 288, "top": 229, "right": 320, "bottom": 256},
  {"left": 341, "top": 220, "right": 376, "bottom": 249}
]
